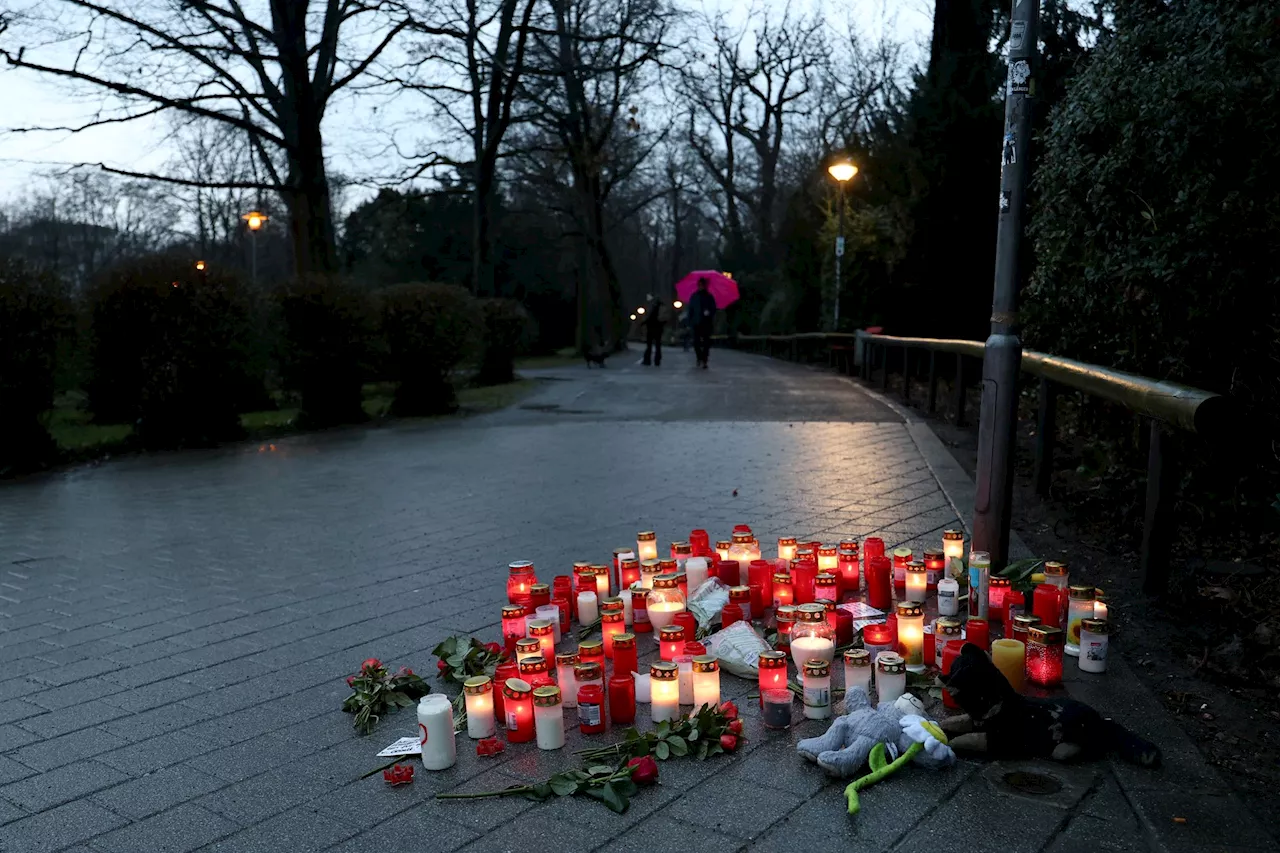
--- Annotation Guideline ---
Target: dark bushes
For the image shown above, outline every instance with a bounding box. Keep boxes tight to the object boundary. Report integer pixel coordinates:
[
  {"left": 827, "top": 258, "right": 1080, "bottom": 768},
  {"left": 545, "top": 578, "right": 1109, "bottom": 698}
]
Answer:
[
  {"left": 0, "top": 257, "right": 71, "bottom": 472},
  {"left": 279, "top": 274, "right": 377, "bottom": 428},
  {"left": 379, "top": 283, "right": 479, "bottom": 415},
  {"left": 86, "top": 255, "right": 259, "bottom": 449},
  {"left": 476, "top": 298, "right": 530, "bottom": 386}
]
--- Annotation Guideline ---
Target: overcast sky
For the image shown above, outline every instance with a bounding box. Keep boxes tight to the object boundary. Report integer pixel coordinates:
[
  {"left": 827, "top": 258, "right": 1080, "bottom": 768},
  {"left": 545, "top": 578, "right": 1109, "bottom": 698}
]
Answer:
[{"left": 0, "top": 0, "right": 933, "bottom": 206}]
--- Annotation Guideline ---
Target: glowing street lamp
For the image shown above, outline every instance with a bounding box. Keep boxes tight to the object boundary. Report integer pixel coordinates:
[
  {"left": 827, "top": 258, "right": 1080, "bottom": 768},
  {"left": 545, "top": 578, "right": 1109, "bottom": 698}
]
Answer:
[
  {"left": 827, "top": 160, "right": 858, "bottom": 330},
  {"left": 241, "top": 210, "right": 269, "bottom": 286},
  {"left": 637, "top": 306, "right": 646, "bottom": 315},
  {"left": 194, "top": 260, "right": 206, "bottom": 271},
  {"left": 629, "top": 313, "right": 637, "bottom": 321},
  {"left": 673, "top": 300, "right": 683, "bottom": 309}
]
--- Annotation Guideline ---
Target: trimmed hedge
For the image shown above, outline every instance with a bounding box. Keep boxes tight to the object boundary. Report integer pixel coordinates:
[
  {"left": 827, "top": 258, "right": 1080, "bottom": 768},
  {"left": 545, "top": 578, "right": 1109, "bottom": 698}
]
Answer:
[
  {"left": 379, "top": 282, "right": 480, "bottom": 415},
  {"left": 279, "top": 274, "right": 377, "bottom": 428},
  {"left": 476, "top": 298, "right": 530, "bottom": 386}
]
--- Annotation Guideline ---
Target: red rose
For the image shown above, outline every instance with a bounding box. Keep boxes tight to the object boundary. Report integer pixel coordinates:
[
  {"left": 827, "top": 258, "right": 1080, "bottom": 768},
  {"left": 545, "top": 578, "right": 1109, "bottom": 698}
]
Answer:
[
  {"left": 403, "top": 667, "right": 414, "bottom": 676},
  {"left": 627, "top": 756, "right": 659, "bottom": 785},
  {"left": 477, "top": 738, "right": 505, "bottom": 757},
  {"left": 720, "top": 733, "right": 738, "bottom": 752},
  {"left": 361, "top": 658, "right": 382, "bottom": 674},
  {"left": 383, "top": 764, "right": 414, "bottom": 786},
  {"left": 484, "top": 642, "right": 503, "bottom": 656},
  {"left": 728, "top": 719, "right": 743, "bottom": 735},
  {"left": 718, "top": 701, "right": 739, "bottom": 721},
  {"left": 437, "top": 659, "right": 449, "bottom": 673},
  {"left": 346, "top": 675, "right": 356, "bottom": 687}
]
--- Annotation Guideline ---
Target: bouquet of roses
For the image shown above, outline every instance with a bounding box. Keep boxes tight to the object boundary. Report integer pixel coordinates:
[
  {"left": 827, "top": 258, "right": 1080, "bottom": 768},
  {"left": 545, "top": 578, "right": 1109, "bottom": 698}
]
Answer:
[
  {"left": 576, "top": 701, "right": 744, "bottom": 763},
  {"left": 342, "top": 658, "right": 429, "bottom": 735},
  {"left": 432, "top": 636, "right": 508, "bottom": 686}
]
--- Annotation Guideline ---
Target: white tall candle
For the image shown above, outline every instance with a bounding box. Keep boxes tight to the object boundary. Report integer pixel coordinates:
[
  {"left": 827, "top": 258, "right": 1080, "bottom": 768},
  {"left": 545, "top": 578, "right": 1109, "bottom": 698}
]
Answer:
[
  {"left": 417, "top": 694, "right": 457, "bottom": 770},
  {"left": 622, "top": 589, "right": 634, "bottom": 626},
  {"left": 533, "top": 690, "right": 565, "bottom": 750},
  {"left": 650, "top": 678, "right": 679, "bottom": 722},
  {"left": 535, "top": 605, "right": 562, "bottom": 645},
  {"left": 790, "top": 635, "right": 834, "bottom": 671},
  {"left": 577, "top": 590, "right": 599, "bottom": 625},
  {"left": 905, "top": 568, "right": 927, "bottom": 603},
  {"left": 463, "top": 677, "right": 496, "bottom": 739},
  {"left": 685, "top": 557, "right": 709, "bottom": 592},
  {"left": 594, "top": 569, "right": 610, "bottom": 600},
  {"left": 633, "top": 672, "right": 651, "bottom": 703},
  {"left": 676, "top": 656, "right": 694, "bottom": 705},
  {"left": 646, "top": 600, "right": 683, "bottom": 633},
  {"left": 692, "top": 657, "right": 720, "bottom": 709}
]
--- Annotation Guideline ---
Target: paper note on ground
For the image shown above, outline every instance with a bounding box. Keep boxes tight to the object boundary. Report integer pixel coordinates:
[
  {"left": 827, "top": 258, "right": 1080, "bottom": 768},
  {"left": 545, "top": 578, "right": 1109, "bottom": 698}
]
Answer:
[{"left": 377, "top": 736, "right": 422, "bottom": 757}]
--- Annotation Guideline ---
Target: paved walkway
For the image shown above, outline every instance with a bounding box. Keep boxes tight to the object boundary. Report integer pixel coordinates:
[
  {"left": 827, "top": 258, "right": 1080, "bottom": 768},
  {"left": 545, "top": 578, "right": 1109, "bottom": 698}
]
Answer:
[{"left": 0, "top": 348, "right": 1268, "bottom": 852}]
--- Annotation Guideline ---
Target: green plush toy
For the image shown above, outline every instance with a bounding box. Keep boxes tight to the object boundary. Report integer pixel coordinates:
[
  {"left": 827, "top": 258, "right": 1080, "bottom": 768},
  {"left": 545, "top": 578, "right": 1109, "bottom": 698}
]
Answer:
[{"left": 844, "top": 716, "right": 954, "bottom": 814}]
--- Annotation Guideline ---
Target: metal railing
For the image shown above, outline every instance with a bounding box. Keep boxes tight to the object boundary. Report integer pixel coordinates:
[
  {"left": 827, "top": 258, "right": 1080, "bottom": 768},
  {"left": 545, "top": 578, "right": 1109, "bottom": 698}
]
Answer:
[{"left": 725, "top": 330, "right": 1230, "bottom": 595}]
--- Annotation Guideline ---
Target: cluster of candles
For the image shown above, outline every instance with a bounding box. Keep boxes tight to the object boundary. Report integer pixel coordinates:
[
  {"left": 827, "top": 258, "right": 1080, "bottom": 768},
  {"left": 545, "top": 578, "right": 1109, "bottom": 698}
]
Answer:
[{"left": 413, "top": 526, "right": 1119, "bottom": 772}]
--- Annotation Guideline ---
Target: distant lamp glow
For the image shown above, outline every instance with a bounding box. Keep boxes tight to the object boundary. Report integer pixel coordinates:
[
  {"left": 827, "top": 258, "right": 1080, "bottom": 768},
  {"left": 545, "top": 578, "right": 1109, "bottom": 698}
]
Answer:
[
  {"left": 194, "top": 260, "right": 206, "bottom": 271},
  {"left": 242, "top": 210, "right": 268, "bottom": 231},
  {"left": 827, "top": 161, "right": 858, "bottom": 183},
  {"left": 637, "top": 307, "right": 646, "bottom": 315},
  {"left": 630, "top": 313, "right": 637, "bottom": 320},
  {"left": 673, "top": 300, "right": 683, "bottom": 309}
]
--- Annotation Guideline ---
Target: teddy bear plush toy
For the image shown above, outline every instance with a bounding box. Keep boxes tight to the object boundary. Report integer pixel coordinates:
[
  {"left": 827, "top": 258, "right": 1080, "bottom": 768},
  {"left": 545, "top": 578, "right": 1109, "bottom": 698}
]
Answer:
[{"left": 797, "top": 687, "right": 955, "bottom": 814}]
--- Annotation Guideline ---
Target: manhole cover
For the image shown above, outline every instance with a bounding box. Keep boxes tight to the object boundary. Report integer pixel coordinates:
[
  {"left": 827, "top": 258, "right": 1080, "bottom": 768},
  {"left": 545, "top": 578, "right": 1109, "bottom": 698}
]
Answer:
[{"left": 1001, "top": 771, "right": 1063, "bottom": 796}]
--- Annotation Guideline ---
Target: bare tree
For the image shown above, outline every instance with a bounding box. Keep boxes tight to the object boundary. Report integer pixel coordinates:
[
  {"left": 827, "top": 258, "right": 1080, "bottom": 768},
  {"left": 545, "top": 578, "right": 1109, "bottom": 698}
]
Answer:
[{"left": 0, "top": 0, "right": 414, "bottom": 275}]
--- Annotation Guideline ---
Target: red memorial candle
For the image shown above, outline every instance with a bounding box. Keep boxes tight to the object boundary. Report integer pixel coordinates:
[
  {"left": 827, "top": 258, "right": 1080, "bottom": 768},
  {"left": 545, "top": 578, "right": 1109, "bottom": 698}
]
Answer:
[
  {"left": 612, "top": 633, "right": 638, "bottom": 677},
  {"left": 503, "top": 678, "right": 535, "bottom": 742},
  {"left": 1033, "top": 583, "right": 1064, "bottom": 629},
  {"left": 758, "top": 650, "right": 788, "bottom": 706},
  {"left": 941, "top": 640, "right": 966, "bottom": 709},
  {"left": 791, "top": 555, "right": 818, "bottom": 605},
  {"left": 867, "top": 555, "right": 892, "bottom": 611},
  {"left": 507, "top": 561, "right": 537, "bottom": 607},
  {"left": 721, "top": 603, "right": 743, "bottom": 630},
  {"left": 965, "top": 617, "right": 990, "bottom": 652},
  {"left": 747, "top": 560, "right": 772, "bottom": 611},
  {"left": 608, "top": 674, "right": 636, "bottom": 725}
]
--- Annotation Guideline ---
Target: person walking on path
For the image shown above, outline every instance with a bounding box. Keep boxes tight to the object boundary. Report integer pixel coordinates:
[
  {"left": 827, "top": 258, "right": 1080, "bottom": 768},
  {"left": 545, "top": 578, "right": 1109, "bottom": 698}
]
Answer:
[
  {"left": 642, "top": 295, "right": 667, "bottom": 366},
  {"left": 687, "top": 277, "right": 717, "bottom": 369}
]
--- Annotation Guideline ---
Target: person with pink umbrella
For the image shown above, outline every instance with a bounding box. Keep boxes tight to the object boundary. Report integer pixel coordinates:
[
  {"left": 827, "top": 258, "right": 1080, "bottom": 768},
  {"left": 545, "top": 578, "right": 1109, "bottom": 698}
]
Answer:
[{"left": 686, "top": 276, "right": 718, "bottom": 369}]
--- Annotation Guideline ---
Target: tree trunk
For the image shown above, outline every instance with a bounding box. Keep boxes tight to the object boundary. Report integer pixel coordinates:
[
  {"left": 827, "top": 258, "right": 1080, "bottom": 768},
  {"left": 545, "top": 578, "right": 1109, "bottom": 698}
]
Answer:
[{"left": 472, "top": 171, "right": 496, "bottom": 296}]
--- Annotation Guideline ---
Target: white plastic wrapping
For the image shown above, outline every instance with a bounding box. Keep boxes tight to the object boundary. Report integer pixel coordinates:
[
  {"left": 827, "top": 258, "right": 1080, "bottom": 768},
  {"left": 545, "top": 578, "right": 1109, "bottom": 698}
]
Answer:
[{"left": 703, "top": 620, "right": 771, "bottom": 679}]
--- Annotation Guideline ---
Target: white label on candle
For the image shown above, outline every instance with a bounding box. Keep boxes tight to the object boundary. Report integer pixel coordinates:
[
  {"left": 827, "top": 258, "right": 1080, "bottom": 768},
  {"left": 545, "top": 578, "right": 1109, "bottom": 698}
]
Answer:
[
  {"left": 578, "top": 701, "right": 601, "bottom": 728},
  {"left": 506, "top": 710, "right": 518, "bottom": 729},
  {"left": 804, "top": 685, "right": 830, "bottom": 708}
]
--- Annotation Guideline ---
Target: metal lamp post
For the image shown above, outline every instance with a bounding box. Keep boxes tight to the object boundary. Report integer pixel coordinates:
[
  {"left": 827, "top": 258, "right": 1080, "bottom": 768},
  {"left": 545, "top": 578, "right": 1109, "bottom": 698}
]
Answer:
[
  {"left": 826, "top": 161, "right": 858, "bottom": 330},
  {"left": 241, "top": 210, "right": 268, "bottom": 287},
  {"left": 972, "top": 0, "right": 1041, "bottom": 569}
]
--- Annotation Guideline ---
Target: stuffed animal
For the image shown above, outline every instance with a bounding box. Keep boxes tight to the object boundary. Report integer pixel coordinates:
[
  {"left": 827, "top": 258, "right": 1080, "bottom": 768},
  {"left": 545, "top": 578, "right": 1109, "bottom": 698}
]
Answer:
[{"left": 797, "top": 686, "right": 955, "bottom": 814}]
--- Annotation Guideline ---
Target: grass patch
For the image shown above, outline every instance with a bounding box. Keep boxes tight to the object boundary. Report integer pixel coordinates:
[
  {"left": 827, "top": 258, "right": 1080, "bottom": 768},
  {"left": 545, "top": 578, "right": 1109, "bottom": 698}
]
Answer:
[
  {"left": 515, "top": 347, "right": 580, "bottom": 370},
  {"left": 240, "top": 409, "right": 299, "bottom": 431},
  {"left": 460, "top": 379, "right": 537, "bottom": 412},
  {"left": 46, "top": 407, "right": 134, "bottom": 454}
]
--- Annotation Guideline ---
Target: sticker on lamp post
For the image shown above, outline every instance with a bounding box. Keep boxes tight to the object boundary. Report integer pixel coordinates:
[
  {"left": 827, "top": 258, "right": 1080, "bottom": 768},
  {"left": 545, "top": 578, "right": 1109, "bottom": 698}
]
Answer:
[
  {"left": 835, "top": 236, "right": 845, "bottom": 258},
  {"left": 1008, "top": 59, "right": 1031, "bottom": 96},
  {"left": 1009, "top": 21, "right": 1027, "bottom": 52}
]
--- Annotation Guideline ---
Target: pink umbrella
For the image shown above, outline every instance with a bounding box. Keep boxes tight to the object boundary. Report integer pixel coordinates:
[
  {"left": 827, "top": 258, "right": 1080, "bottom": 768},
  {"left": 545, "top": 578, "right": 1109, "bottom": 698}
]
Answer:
[{"left": 675, "top": 270, "right": 739, "bottom": 309}]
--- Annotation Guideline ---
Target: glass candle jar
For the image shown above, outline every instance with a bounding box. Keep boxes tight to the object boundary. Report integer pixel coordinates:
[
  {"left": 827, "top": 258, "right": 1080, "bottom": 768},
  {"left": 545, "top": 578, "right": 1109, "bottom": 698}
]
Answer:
[
  {"left": 1011, "top": 613, "right": 1041, "bottom": 646},
  {"left": 749, "top": 583, "right": 764, "bottom": 618},
  {"left": 802, "top": 659, "right": 832, "bottom": 720},
  {"left": 1026, "top": 625, "right": 1065, "bottom": 687},
  {"left": 577, "top": 638, "right": 604, "bottom": 670},
  {"left": 671, "top": 540, "right": 692, "bottom": 563},
  {"left": 690, "top": 528, "right": 710, "bottom": 554},
  {"left": 991, "top": 638, "right": 1026, "bottom": 693},
  {"left": 747, "top": 559, "right": 773, "bottom": 612},
  {"left": 502, "top": 678, "right": 535, "bottom": 743},
  {"left": 613, "top": 632, "right": 638, "bottom": 676},
  {"left": 721, "top": 603, "right": 743, "bottom": 629},
  {"left": 1065, "top": 585, "right": 1095, "bottom": 656},
  {"left": 577, "top": 590, "right": 599, "bottom": 626},
  {"left": 905, "top": 561, "right": 928, "bottom": 604},
  {"left": 555, "top": 651, "right": 579, "bottom": 708},
  {"left": 674, "top": 571, "right": 689, "bottom": 602},
  {"left": 817, "top": 597, "right": 839, "bottom": 637},
  {"left": 816, "top": 544, "right": 838, "bottom": 574},
  {"left": 792, "top": 553, "right": 818, "bottom": 605},
  {"left": 1044, "top": 560, "right": 1069, "bottom": 627},
  {"left": 636, "top": 530, "right": 658, "bottom": 562},
  {"left": 534, "top": 605, "right": 562, "bottom": 645},
  {"left": 577, "top": 683, "right": 607, "bottom": 734},
  {"left": 529, "top": 583, "right": 551, "bottom": 612},
  {"left": 716, "top": 540, "right": 732, "bottom": 561},
  {"left": 777, "top": 536, "right": 798, "bottom": 563},
  {"left": 814, "top": 573, "right": 838, "bottom": 608},
  {"left": 507, "top": 561, "right": 537, "bottom": 607},
  {"left": 727, "top": 531, "right": 757, "bottom": 572},
  {"left": 1033, "top": 583, "right": 1062, "bottom": 628},
  {"left": 1078, "top": 618, "right": 1109, "bottom": 673},
  {"left": 675, "top": 653, "right": 695, "bottom": 705},
  {"left": 866, "top": 555, "right": 892, "bottom": 611},
  {"left": 612, "top": 547, "right": 633, "bottom": 590},
  {"left": 923, "top": 549, "right": 945, "bottom": 590},
  {"left": 942, "top": 529, "right": 965, "bottom": 566},
  {"left": 630, "top": 586, "right": 652, "bottom": 634},
  {"left": 836, "top": 608, "right": 854, "bottom": 647},
  {"left": 574, "top": 661, "right": 604, "bottom": 701},
  {"left": 837, "top": 544, "right": 860, "bottom": 596},
  {"left": 762, "top": 688, "right": 792, "bottom": 729},
  {"left": 501, "top": 605, "right": 526, "bottom": 656},
  {"left": 633, "top": 671, "right": 651, "bottom": 703},
  {"left": 528, "top": 619, "right": 555, "bottom": 666},
  {"left": 588, "top": 564, "right": 609, "bottom": 600},
  {"left": 891, "top": 548, "right": 913, "bottom": 589},
  {"left": 601, "top": 610, "right": 626, "bottom": 659},
  {"left": 649, "top": 662, "right": 679, "bottom": 723},
  {"left": 639, "top": 559, "right": 662, "bottom": 590},
  {"left": 515, "top": 637, "right": 541, "bottom": 666},
  {"left": 685, "top": 557, "right": 710, "bottom": 592},
  {"left": 941, "top": 640, "right": 966, "bottom": 709},
  {"left": 758, "top": 649, "right": 788, "bottom": 701},
  {"left": 493, "top": 661, "right": 519, "bottom": 722},
  {"left": 719, "top": 559, "right": 741, "bottom": 587},
  {"left": 772, "top": 572, "right": 795, "bottom": 611},
  {"left": 619, "top": 558, "right": 642, "bottom": 592},
  {"left": 533, "top": 686, "right": 565, "bottom": 749},
  {"left": 553, "top": 576, "right": 574, "bottom": 618},
  {"left": 609, "top": 674, "right": 636, "bottom": 724},
  {"left": 417, "top": 693, "right": 457, "bottom": 770},
  {"left": 965, "top": 617, "right": 990, "bottom": 652},
  {"left": 863, "top": 622, "right": 895, "bottom": 665},
  {"left": 875, "top": 652, "right": 907, "bottom": 705},
  {"left": 729, "top": 585, "right": 752, "bottom": 622},
  {"left": 843, "top": 648, "right": 872, "bottom": 697},
  {"left": 988, "top": 577, "right": 1011, "bottom": 626},
  {"left": 936, "top": 576, "right": 959, "bottom": 617},
  {"left": 646, "top": 574, "right": 686, "bottom": 633},
  {"left": 934, "top": 618, "right": 963, "bottom": 669},
  {"left": 864, "top": 537, "right": 885, "bottom": 560},
  {"left": 518, "top": 654, "right": 553, "bottom": 690},
  {"left": 463, "top": 676, "right": 496, "bottom": 739},
  {"left": 967, "top": 550, "right": 990, "bottom": 620},
  {"left": 659, "top": 625, "right": 685, "bottom": 661},
  {"left": 790, "top": 603, "right": 835, "bottom": 671},
  {"left": 691, "top": 655, "right": 720, "bottom": 709},
  {"left": 896, "top": 601, "right": 926, "bottom": 671},
  {"left": 573, "top": 561, "right": 593, "bottom": 597},
  {"left": 775, "top": 605, "right": 797, "bottom": 652}
]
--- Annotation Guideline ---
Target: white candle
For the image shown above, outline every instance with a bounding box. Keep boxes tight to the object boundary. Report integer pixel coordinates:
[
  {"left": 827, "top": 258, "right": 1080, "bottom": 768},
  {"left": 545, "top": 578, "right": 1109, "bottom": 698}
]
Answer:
[
  {"left": 533, "top": 687, "right": 565, "bottom": 750},
  {"left": 802, "top": 662, "right": 832, "bottom": 720},
  {"left": 417, "top": 694, "right": 457, "bottom": 770},
  {"left": 843, "top": 652, "right": 873, "bottom": 699},
  {"left": 692, "top": 656, "right": 720, "bottom": 709},
  {"left": 676, "top": 656, "right": 694, "bottom": 705},
  {"left": 636, "top": 533, "right": 658, "bottom": 562},
  {"left": 633, "top": 672, "right": 651, "bottom": 703},
  {"left": 875, "top": 653, "right": 906, "bottom": 705},
  {"left": 535, "top": 605, "right": 562, "bottom": 645},
  {"left": 685, "top": 557, "right": 709, "bottom": 592},
  {"left": 790, "top": 635, "right": 834, "bottom": 672},
  {"left": 622, "top": 587, "right": 634, "bottom": 626},
  {"left": 937, "top": 577, "right": 959, "bottom": 616},
  {"left": 463, "top": 677, "right": 496, "bottom": 739},
  {"left": 649, "top": 663, "right": 679, "bottom": 722},
  {"left": 555, "top": 654, "right": 578, "bottom": 708},
  {"left": 905, "top": 565, "right": 927, "bottom": 603},
  {"left": 594, "top": 567, "right": 610, "bottom": 600},
  {"left": 577, "top": 590, "right": 598, "bottom": 625},
  {"left": 646, "top": 600, "right": 683, "bottom": 633}
]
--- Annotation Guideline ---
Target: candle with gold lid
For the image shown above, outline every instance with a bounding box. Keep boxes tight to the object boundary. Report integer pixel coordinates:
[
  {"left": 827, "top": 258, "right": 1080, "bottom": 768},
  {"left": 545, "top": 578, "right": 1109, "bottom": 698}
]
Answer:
[
  {"left": 691, "top": 655, "right": 720, "bottom": 709},
  {"left": 892, "top": 547, "right": 913, "bottom": 590},
  {"left": 646, "top": 574, "right": 685, "bottom": 634},
  {"left": 463, "top": 676, "right": 496, "bottom": 738},
  {"left": 636, "top": 531, "right": 658, "bottom": 562},
  {"left": 649, "top": 661, "right": 679, "bottom": 722},
  {"left": 532, "top": 685, "right": 565, "bottom": 750},
  {"left": 896, "top": 601, "right": 926, "bottom": 672},
  {"left": 790, "top": 603, "right": 835, "bottom": 671},
  {"left": 1026, "top": 625, "right": 1065, "bottom": 687},
  {"left": 875, "top": 653, "right": 907, "bottom": 704},
  {"left": 905, "top": 560, "right": 927, "bottom": 604},
  {"left": 716, "top": 540, "right": 732, "bottom": 561},
  {"left": 843, "top": 648, "right": 872, "bottom": 696}
]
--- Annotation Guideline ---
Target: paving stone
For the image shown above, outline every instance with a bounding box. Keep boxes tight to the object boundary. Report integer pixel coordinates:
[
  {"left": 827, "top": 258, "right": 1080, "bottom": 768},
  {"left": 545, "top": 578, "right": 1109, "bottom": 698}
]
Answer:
[
  {"left": 888, "top": 771, "right": 1067, "bottom": 853},
  {"left": 327, "top": 801, "right": 482, "bottom": 853},
  {"left": 0, "top": 795, "right": 29, "bottom": 826},
  {"left": 90, "top": 764, "right": 228, "bottom": 820},
  {"left": 15, "top": 698, "right": 134, "bottom": 738},
  {"left": 92, "top": 802, "right": 239, "bottom": 853},
  {"left": 196, "top": 801, "right": 358, "bottom": 852},
  {"left": 0, "top": 722, "right": 39, "bottom": 752},
  {"left": 594, "top": 814, "right": 745, "bottom": 853},
  {"left": 0, "top": 759, "right": 127, "bottom": 814},
  {"left": 10, "top": 725, "right": 129, "bottom": 772},
  {"left": 1044, "top": 815, "right": 1151, "bottom": 853},
  {"left": 1125, "top": 788, "right": 1276, "bottom": 853},
  {"left": 0, "top": 799, "right": 128, "bottom": 852},
  {"left": 97, "top": 730, "right": 221, "bottom": 775},
  {"left": 663, "top": 778, "right": 803, "bottom": 841}
]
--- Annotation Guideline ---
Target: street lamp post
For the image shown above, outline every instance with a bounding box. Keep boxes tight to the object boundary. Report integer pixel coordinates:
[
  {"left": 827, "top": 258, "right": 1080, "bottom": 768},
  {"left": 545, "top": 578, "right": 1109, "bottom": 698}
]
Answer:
[
  {"left": 972, "top": 0, "right": 1041, "bottom": 569},
  {"left": 241, "top": 211, "right": 268, "bottom": 287},
  {"left": 826, "top": 161, "right": 858, "bottom": 330}
]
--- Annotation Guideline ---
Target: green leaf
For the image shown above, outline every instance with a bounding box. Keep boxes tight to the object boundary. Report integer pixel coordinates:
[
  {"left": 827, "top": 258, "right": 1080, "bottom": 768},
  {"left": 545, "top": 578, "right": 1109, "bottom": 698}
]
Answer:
[
  {"left": 697, "top": 740, "right": 709, "bottom": 760},
  {"left": 597, "top": 782, "right": 628, "bottom": 814},
  {"left": 655, "top": 741, "right": 670, "bottom": 760},
  {"left": 549, "top": 776, "right": 579, "bottom": 797},
  {"left": 529, "top": 782, "right": 553, "bottom": 801},
  {"left": 655, "top": 721, "right": 670, "bottom": 738},
  {"left": 687, "top": 728, "right": 699, "bottom": 741},
  {"left": 667, "top": 737, "right": 688, "bottom": 757},
  {"left": 587, "top": 765, "right": 613, "bottom": 777},
  {"left": 614, "top": 779, "right": 638, "bottom": 798}
]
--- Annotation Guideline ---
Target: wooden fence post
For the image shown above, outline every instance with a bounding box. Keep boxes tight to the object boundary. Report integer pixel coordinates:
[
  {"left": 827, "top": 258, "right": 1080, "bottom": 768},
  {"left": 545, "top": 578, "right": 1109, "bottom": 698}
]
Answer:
[{"left": 1033, "top": 377, "right": 1056, "bottom": 497}]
